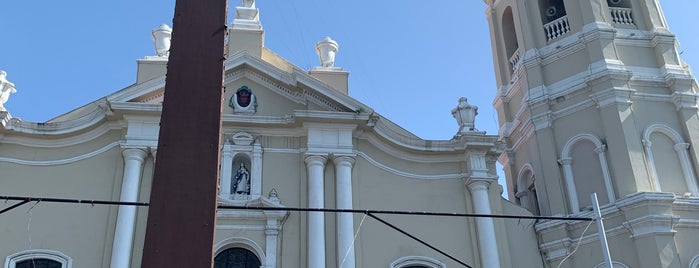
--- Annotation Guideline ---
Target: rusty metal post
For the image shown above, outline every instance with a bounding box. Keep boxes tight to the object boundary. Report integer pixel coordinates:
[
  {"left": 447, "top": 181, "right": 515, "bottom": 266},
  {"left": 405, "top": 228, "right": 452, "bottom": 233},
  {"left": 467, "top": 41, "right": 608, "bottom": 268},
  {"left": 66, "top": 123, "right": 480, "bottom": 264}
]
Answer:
[{"left": 140, "top": 0, "right": 228, "bottom": 267}]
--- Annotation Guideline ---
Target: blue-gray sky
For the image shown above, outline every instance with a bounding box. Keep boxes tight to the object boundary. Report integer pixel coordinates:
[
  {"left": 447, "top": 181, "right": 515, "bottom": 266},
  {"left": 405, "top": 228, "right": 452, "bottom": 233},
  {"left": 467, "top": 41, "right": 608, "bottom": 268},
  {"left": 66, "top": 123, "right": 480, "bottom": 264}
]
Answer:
[{"left": 2, "top": 1, "right": 697, "bottom": 140}]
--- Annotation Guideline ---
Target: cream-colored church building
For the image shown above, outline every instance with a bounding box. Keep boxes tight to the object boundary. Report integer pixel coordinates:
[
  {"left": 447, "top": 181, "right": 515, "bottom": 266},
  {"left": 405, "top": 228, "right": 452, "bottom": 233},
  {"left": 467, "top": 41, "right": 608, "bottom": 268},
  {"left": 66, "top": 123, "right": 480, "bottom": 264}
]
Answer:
[{"left": 1, "top": 0, "right": 698, "bottom": 267}]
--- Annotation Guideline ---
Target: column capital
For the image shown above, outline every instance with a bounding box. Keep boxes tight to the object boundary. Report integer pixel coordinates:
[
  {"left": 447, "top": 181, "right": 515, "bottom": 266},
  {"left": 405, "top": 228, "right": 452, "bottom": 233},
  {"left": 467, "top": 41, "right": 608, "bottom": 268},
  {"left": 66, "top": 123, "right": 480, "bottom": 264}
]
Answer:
[
  {"left": 332, "top": 154, "right": 355, "bottom": 166},
  {"left": 594, "top": 144, "right": 607, "bottom": 154},
  {"left": 304, "top": 154, "right": 328, "bottom": 165},
  {"left": 515, "top": 190, "right": 528, "bottom": 198},
  {"left": 674, "top": 142, "right": 690, "bottom": 152},
  {"left": 149, "top": 147, "right": 157, "bottom": 158},
  {"left": 122, "top": 147, "right": 148, "bottom": 162},
  {"left": 466, "top": 178, "right": 495, "bottom": 192},
  {"left": 558, "top": 157, "right": 573, "bottom": 166}
]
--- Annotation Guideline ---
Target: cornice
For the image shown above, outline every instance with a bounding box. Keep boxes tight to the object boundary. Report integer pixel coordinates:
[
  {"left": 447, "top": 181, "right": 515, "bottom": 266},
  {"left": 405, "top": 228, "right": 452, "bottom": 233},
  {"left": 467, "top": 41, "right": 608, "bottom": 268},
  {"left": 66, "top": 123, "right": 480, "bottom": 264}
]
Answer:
[
  {"left": 1, "top": 100, "right": 113, "bottom": 136},
  {"left": 361, "top": 134, "right": 467, "bottom": 163},
  {"left": 107, "top": 76, "right": 166, "bottom": 103},
  {"left": 0, "top": 141, "right": 122, "bottom": 166},
  {"left": 0, "top": 121, "right": 124, "bottom": 148},
  {"left": 370, "top": 117, "right": 498, "bottom": 153},
  {"left": 355, "top": 150, "right": 466, "bottom": 180}
]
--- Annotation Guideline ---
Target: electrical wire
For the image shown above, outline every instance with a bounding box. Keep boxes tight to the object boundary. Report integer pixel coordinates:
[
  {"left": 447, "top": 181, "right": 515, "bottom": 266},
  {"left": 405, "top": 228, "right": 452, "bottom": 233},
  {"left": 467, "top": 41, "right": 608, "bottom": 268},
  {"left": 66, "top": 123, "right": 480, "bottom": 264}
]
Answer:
[
  {"left": 0, "top": 195, "right": 593, "bottom": 221},
  {"left": 556, "top": 220, "right": 595, "bottom": 268},
  {"left": 339, "top": 213, "right": 367, "bottom": 268},
  {"left": 1, "top": 194, "right": 597, "bottom": 268}
]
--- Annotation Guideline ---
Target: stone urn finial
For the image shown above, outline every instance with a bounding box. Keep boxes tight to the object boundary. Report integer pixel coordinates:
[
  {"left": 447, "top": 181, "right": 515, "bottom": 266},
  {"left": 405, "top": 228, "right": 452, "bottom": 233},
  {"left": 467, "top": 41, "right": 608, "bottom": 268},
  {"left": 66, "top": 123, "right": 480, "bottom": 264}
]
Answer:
[
  {"left": 315, "top": 36, "right": 339, "bottom": 68},
  {"left": 152, "top": 24, "right": 172, "bottom": 57},
  {"left": 242, "top": 0, "right": 255, "bottom": 8},
  {"left": 0, "top": 70, "right": 17, "bottom": 112},
  {"left": 452, "top": 97, "right": 478, "bottom": 134}
]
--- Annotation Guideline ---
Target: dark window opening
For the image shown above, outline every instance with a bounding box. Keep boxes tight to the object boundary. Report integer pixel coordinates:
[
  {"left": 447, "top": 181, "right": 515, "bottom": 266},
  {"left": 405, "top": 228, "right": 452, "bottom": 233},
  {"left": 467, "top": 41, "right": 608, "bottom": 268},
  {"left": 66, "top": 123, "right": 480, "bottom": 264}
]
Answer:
[
  {"left": 15, "top": 259, "right": 62, "bottom": 268},
  {"left": 214, "top": 247, "right": 261, "bottom": 268}
]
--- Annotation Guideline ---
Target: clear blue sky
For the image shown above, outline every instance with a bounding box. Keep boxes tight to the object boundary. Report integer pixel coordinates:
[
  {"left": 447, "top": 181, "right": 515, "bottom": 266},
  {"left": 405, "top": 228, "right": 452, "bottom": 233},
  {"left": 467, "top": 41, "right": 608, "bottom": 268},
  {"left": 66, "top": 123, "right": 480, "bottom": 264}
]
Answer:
[{"left": 2, "top": 1, "right": 697, "bottom": 140}]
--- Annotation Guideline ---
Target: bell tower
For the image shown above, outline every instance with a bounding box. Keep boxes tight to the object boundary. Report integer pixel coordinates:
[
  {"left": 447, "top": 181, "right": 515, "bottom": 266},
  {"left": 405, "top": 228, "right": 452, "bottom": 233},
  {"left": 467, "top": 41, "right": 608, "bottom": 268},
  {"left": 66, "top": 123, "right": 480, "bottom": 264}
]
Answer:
[
  {"left": 485, "top": 0, "right": 699, "bottom": 216},
  {"left": 485, "top": 0, "right": 699, "bottom": 266}
]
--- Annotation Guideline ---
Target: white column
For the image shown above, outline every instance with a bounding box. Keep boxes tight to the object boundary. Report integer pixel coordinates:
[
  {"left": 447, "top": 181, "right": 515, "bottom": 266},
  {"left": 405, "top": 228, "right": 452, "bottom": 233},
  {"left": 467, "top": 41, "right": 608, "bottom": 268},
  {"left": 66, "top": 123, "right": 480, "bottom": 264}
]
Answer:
[
  {"left": 558, "top": 158, "right": 580, "bottom": 213},
  {"left": 220, "top": 144, "right": 233, "bottom": 196},
  {"left": 642, "top": 140, "right": 663, "bottom": 192},
  {"left": 264, "top": 218, "right": 281, "bottom": 268},
  {"left": 305, "top": 154, "right": 327, "bottom": 268},
  {"left": 674, "top": 143, "right": 699, "bottom": 196},
  {"left": 252, "top": 142, "right": 263, "bottom": 197},
  {"left": 334, "top": 156, "right": 356, "bottom": 268},
  {"left": 594, "top": 145, "right": 616, "bottom": 203},
  {"left": 111, "top": 148, "right": 148, "bottom": 268},
  {"left": 467, "top": 179, "right": 501, "bottom": 268}
]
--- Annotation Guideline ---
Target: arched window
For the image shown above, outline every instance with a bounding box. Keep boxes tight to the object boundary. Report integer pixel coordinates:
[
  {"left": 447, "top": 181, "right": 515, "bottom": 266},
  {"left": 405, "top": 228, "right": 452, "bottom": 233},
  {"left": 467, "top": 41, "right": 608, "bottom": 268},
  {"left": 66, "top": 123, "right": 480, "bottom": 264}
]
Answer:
[
  {"left": 642, "top": 124, "right": 699, "bottom": 196},
  {"left": 214, "top": 237, "right": 267, "bottom": 268},
  {"left": 689, "top": 254, "right": 699, "bottom": 268},
  {"left": 593, "top": 261, "right": 629, "bottom": 268},
  {"left": 538, "top": 0, "right": 570, "bottom": 41},
  {"left": 517, "top": 164, "right": 540, "bottom": 215},
  {"left": 214, "top": 248, "right": 261, "bottom": 268},
  {"left": 539, "top": 0, "right": 567, "bottom": 23},
  {"left": 4, "top": 250, "right": 72, "bottom": 268},
  {"left": 502, "top": 6, "right": 521, "bottom": 73},
  {"left": 560, "top": 133, "right": 615, "bottom": 213},
  {"left": 390, "top": 256, "right": 446, "bottom": 268},
  {"left": 15, "top": 260, "right": 62, "bottom": 268}
]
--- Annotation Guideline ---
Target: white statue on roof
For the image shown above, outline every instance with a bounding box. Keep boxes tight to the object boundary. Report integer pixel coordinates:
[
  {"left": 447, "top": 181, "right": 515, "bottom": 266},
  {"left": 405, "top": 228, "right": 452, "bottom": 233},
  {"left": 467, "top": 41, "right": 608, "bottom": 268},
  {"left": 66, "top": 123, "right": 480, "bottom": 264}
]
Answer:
[{"left": 0, "top": 70, "right": 17, "bottom": 112}]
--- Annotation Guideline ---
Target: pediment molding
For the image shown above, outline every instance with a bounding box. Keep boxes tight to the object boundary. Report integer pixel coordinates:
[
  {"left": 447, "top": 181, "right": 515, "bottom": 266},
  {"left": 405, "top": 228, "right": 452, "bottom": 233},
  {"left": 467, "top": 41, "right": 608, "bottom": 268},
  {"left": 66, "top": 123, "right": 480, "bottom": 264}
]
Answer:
[{"left": 113, "top": 53, "right": 367, "bottom": 115}]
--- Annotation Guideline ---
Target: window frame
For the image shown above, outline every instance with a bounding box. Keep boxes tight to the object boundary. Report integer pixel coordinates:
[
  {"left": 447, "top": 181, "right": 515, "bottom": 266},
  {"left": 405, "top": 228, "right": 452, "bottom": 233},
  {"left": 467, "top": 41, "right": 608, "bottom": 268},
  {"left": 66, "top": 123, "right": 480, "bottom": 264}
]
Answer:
[
  {"left": 4, "top": 249, "right": 72, "bottom": 268},
  {"left": 390, "top": 256, "right": 446, "bottom": 268}
]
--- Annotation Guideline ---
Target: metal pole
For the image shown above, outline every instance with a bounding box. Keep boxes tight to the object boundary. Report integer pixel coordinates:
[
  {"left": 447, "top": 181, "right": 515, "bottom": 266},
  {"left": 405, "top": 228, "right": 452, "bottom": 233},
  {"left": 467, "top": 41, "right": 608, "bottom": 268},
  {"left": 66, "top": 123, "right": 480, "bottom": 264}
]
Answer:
[
  {"left": 140, "top": 0, "right": 228, "bottom": 266},
  {"left": 591, "top": 192, "right": 614, "bottom": 268}
]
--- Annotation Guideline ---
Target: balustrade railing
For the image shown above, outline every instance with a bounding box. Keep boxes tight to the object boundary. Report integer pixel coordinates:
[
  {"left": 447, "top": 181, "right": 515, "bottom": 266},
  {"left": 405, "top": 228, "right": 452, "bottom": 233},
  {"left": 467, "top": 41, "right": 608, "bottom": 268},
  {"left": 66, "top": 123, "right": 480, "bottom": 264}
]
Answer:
[
  {"left": 543, "top": 16, "right": 570, "bottom": 42},
  {"left": 610, "top": 7, "right": 634, "bottom": 25},
  {"left": 509, "top": 49, "right": 522, "bottom": 72}
]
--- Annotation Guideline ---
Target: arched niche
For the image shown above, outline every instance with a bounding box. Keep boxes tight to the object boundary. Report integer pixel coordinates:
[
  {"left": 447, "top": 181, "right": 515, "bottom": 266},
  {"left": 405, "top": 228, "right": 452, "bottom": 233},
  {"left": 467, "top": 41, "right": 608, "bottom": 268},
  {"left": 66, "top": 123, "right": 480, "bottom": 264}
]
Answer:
[
  {"left": 560, "top": 133, "right": 615, "bottom": 213},
  {"left": 642, "top": 124, "right": 699, "bottom": 196},
  {"left": 221, "top": 132, "right": 264, "bottom": 200},
  {"left": 516, "top": 163, "right": 540, "bottom": 215}
]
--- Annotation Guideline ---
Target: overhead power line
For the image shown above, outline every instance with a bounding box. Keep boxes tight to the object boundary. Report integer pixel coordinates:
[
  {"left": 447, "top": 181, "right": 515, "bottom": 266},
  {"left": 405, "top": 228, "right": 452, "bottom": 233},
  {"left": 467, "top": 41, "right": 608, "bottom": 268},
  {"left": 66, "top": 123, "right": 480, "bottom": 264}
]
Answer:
[
  {"left": 0, "top": 195, "right": 596, "bottom": 268},
  {"left": 0, "top": 195, "right": 593, "bottom": 221}
]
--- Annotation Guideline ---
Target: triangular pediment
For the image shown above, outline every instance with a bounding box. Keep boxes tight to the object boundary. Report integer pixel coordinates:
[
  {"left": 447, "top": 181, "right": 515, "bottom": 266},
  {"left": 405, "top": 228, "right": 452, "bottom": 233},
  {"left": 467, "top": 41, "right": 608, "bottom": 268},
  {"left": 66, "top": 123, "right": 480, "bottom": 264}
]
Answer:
[{"left": 107, "top": 51, "right": 371, "bottom": 118}]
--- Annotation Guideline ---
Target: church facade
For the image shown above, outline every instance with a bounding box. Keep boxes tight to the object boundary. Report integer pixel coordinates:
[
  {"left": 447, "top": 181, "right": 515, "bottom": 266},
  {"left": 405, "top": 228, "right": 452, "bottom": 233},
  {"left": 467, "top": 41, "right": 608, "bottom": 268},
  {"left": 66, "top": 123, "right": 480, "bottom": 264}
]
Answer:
[
  {"left": 1, "top": 0, "right": 699, "bottom": 267},
  {"left": 0, "top": 1, "right": 540, "bottom": 268}
]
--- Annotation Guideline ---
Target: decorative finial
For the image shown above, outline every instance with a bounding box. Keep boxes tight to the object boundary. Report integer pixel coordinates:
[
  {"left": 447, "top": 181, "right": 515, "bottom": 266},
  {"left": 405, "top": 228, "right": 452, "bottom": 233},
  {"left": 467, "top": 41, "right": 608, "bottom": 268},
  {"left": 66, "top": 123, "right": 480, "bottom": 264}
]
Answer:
[
  {"left": 232, "top": 0, "right": 262, "bottom": 30},
  {"left": 0, "top": 70, "right": 17, "bottom": 112},
  {"left": 452, "top": 97, "right": 479, "bottom": 135},
  {"left": 315, "top": 37, "right": 339, "bottom": 68},
  {"left": 268, "top": 188, "right": 280, "bottom": 203},
  {"left": 152, "top": 24, "right": 172, "bottom": 57},
  {"left": 241, "top": 0, "right": 255, "bottom": 8}
]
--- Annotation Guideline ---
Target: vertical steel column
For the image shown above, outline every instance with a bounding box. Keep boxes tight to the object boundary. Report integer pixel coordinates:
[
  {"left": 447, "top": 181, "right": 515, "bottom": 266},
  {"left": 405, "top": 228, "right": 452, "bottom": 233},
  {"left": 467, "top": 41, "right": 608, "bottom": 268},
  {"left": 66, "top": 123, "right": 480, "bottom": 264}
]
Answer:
[
  {"left": 140, "top": 0, "right": 228, "bottom": 267},
  {"left": 592, "top": 193, "right": 614, "bottom": 268}
]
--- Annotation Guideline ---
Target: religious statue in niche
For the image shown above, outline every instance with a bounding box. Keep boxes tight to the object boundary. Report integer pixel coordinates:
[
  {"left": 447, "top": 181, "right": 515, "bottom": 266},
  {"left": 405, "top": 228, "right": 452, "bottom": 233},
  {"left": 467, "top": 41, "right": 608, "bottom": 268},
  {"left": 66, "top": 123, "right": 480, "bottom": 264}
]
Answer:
[
  {"left": 232, "top": 163, "right": 251, "bottom": 195},
  {"left": 228, "top": 85, "right": 258, "bottom": 113}
]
